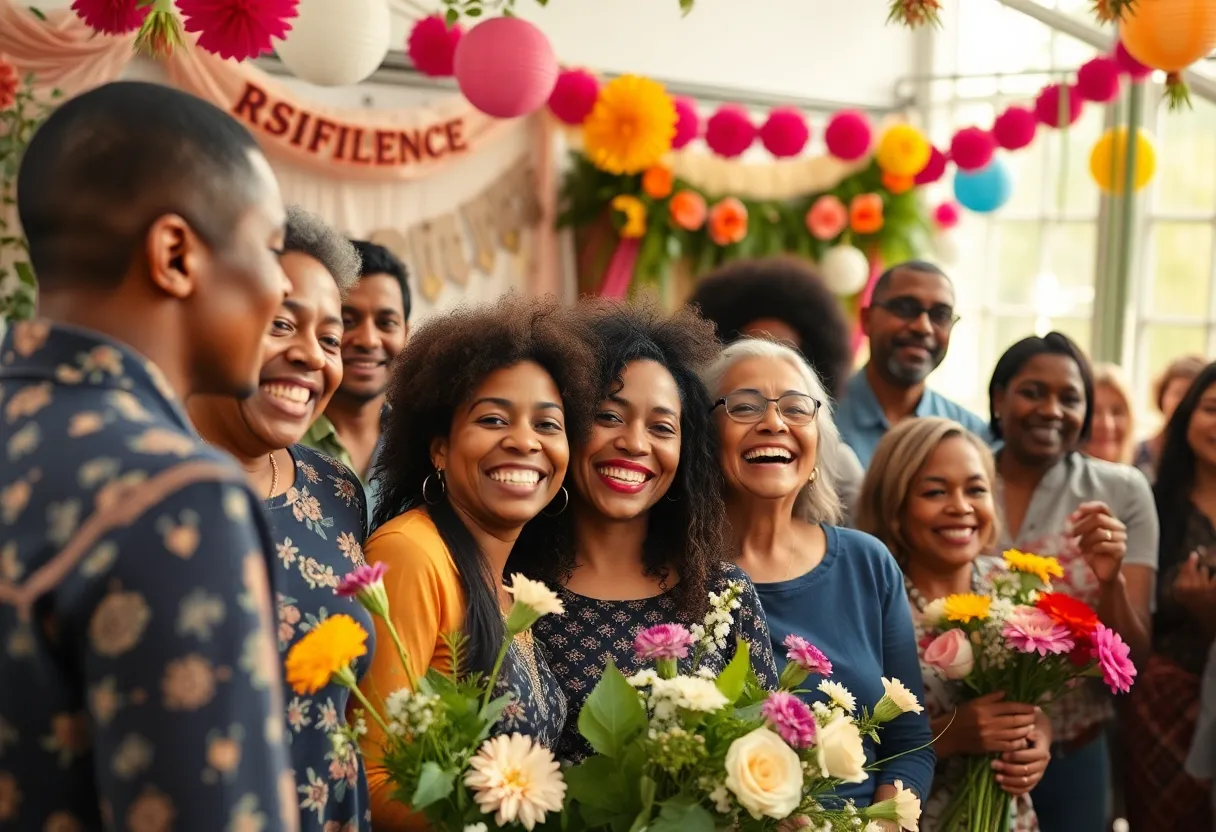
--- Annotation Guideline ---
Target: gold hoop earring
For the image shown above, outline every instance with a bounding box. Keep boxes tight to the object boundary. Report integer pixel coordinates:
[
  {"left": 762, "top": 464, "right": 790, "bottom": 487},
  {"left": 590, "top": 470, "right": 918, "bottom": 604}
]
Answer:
[
  {"left": 542, "top": 486, "right": 569, "bottom": 516},
  {"left": 422, "top": 470, "right": 445, "bottom": 505},
  {"left": 808, "top": 467, "right": 819, "bottom": 487}
]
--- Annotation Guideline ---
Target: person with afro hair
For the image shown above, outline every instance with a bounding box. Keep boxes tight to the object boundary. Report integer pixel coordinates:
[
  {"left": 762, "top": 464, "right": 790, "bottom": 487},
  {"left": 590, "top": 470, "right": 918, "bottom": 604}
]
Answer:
[{"left": 687, "top": 257, "right": 866, "bottom": 520}]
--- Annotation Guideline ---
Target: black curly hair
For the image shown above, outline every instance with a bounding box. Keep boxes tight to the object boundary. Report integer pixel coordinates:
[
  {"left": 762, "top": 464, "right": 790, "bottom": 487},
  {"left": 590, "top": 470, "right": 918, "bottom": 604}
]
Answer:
[
  {"left": 686, "top": 257, "right": 853, "bottom": 400},
  {"left": 509, "top": 299, "right": 726, "bottom": 623},
  {"left": 370, "top": 293, "right": 598, "bottom": 673}
]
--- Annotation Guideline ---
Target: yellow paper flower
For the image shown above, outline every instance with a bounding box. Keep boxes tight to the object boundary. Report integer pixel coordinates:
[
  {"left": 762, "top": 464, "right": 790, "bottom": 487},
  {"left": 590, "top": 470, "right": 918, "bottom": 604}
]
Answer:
[
  {"left": 943, "top": 593, "right": 991, "bottom": 624},
  {"left": 285, "top": 614, "right": 369, "bottom": 695},
  {"left": 611, "top": 195, "right": 648, "bottom": 239},
  {"left": 1003, "top": 549, "right": 1064, "bottom": 584},
  {"left": 582, "top": 75, "right": 677, "bottom": 175}
]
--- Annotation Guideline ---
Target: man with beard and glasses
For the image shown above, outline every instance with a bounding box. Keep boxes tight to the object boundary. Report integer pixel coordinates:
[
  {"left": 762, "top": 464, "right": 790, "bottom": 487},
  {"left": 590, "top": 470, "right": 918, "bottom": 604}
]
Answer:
[
  {"left": 836, "top": 260, "right": 989, "bottom": 468},
  {"left": 302, "top": 240, "right": 410, "bottom": 516}
]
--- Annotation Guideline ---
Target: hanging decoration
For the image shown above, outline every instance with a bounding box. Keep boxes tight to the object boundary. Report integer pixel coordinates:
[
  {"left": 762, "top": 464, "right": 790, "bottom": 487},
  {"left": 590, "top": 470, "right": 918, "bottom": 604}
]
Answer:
[
  {"left": 819, "top": 244, "right": 871, "bottom": 295},
  {"left": 454, "top": 15, "right": 558, "bottom": 118},
  {"left": 580, "top": 74, "right": 677, "bottom": 174},
  {"left": 949, "top": 126, "right": 996, "bottom": 171},
  {"left": 992, "top": 106, "right": 1037, "bottom": 150},
  {"left": 439, "top": 0, "right": 694, "bottom": 25},
  {"left": 547, "top": 68, "right": 599, "bottom": 125},
  {"left": 704, "top": 105, "right": 756, "bottom": 158},
  {"left": 875, "top": 123, "right": 932, "bottom": 177},
  {"left": 1076, "top": 55, "right": 1122, "bottom": 103},
  {"left": 1119, "top": 0, "right": 1216, "bottom": 108},
  {"left": 672, "top": 96, "right": 700, "bottom": 149},
  {"left": 824, "top": 110, "right": 874, "bottom": 161},
  {"left": 953, "top": 158, "right": 1013, "bottom": 214},
  {"left": 274, "top": 0, "right": 391, "bottom": 87},
  {"left": 407, "top": 14, "right": 464, "bottom": 78},
  {"left": 1034, "top": 83, "right": 1084, "bottom": 128},
  {"left": 886, "top": 0, "right": 1134, "bottom": 27},
  {"left": 760, "top": 107, "right": 810, "bottom": 158},
  {"left": 1089, "top": 126, "right": 1158, "bottom": 193}
]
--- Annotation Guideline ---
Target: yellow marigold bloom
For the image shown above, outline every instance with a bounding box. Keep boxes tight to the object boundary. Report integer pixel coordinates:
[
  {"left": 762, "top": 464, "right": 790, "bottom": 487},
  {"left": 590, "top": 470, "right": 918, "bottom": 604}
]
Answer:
[
  {"left": 285, "top": 614, "right": 369, "bottom": 695},
  {"left": 611, "top": 195, "right": 647, "bottom": 239},
  {"left": 943, "top": 593, "right": 991, "bottom": 624},
  {"left": 1003, "top": 549, "right": 1064, "bottom": 584},
  {"left": 582, "top": 75, "right": 677, "bottom": 175}
]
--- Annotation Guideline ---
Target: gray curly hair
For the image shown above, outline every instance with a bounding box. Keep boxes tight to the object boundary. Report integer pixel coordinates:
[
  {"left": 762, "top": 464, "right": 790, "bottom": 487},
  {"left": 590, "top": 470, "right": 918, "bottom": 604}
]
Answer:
[{"left": 283, "top": 205, "right": 361, "bottom": 296}]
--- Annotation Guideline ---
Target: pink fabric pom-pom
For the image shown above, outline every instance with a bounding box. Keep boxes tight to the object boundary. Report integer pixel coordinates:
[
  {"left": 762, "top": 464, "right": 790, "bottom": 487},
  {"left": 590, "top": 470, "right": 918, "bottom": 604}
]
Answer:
[
  {"left": 914, "top": 146, "right": 948, "bottom": 185},
  {"left": 547, "top": 69, "right": 599, "bottom": 125},
  {"left": 71, "top": 0, "right": 150, "bottom": 35},
  {"left": 672, "top": 96, "right": 700, "bottom": 150},
  {"left": 933, "top": 201, "right": 961, "bottom": 230},
  {"left": 1114, "top": 40, "right": 1152, "bottom": 81},
  {"left": 950, "top": 126, "right": 996, "bottom": 172},
  {"left": 992, "top": 105, "right": 1038, "bottom": 150},
  {"left": 408, "top": 15, "right": 463, "bottom": 77},
  {"left": 760, "top": 107, "right": 809, "bottom": 158},
  {"left": 177, "top": 0, "right": 298, "bottom": 61},
  {"left": 1076, "top": 55, "right": 1121, "bottom": 103},
  {"left": 705, "top": 104, "right": 756, "bottom": 158},
  {"left": 824, "top": 110, "right": 873, "bottom": 161},
  {"left": 1035, "top": 83, "right": 1083, "bottom": 129}
]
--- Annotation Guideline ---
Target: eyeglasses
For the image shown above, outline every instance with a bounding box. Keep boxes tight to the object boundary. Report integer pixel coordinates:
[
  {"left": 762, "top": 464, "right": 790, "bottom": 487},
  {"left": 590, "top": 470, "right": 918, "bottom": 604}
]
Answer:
[
  {"left": 872, "top": 297, "right": 960, "bottom": 329},
  {"left": 711, "top": 391, "right": 821, "bottom": 426}
]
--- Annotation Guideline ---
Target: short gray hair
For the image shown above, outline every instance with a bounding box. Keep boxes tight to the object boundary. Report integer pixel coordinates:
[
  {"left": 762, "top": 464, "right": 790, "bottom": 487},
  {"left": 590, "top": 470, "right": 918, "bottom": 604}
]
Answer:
[
  {"left": 283, "top": 205, "right": 361, "bottom": 296},
  {"left": 700, "top": 337, "right": 846, "bottom": 526}
]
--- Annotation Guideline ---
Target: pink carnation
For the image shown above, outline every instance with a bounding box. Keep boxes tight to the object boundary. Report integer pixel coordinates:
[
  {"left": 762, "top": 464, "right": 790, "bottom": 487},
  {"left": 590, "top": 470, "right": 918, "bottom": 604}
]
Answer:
[
  {"left": 336, "top": 561, "right": 387, "bottom": 598},
  {"left": 762, "top": 691, "right": 817, "bottom": 749},
  {"left": 634, "top": 623, "right": 694, "bottom": 661},
  {"left": 1001, "top": 607, "right": 1075, "bottom": 657},
  {"left": 784, "top": 634, "right": 833, "bottom": 677},
  {"left": 1093, "top": 624, "right": 1137, "bottom": 694}
]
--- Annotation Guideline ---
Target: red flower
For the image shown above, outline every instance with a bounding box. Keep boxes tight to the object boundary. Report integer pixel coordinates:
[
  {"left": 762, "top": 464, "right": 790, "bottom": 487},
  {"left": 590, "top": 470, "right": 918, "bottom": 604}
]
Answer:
[
  {"left": 0, "top": 58, "right": 17, "bottom": 111},
  {"left": 71, "top": 0, "right": 151, "bottom": 35},
  {"left": 176, "top": 0, "right": 299, "bottom": 61},
  {"left": 1036, "top": 592, "right": 1100, "bottom": 638}
]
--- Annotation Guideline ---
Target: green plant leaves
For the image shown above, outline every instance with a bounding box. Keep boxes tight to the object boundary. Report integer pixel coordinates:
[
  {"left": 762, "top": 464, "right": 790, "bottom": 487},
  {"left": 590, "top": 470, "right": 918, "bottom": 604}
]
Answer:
[
  {"left": 411, "top": 761, "right": 455, "bottom": 809},
  {"left": 715, "top": 638, "right": 751, "bottom": 704},
  {"left": 577, "top": 660, "right": 647, "bottom": 758}
]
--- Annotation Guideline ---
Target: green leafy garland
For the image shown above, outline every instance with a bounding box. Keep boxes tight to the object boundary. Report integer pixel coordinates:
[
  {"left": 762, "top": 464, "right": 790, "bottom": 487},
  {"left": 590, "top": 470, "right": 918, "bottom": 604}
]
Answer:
[{"left": 557, "top": 151, "right": 932, "bottom": 295}]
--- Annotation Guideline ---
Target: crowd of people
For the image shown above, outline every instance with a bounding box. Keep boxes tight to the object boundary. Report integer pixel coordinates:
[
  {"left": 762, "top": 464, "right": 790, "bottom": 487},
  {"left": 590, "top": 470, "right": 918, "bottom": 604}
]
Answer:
[{"left": 2, "top": 81, "right": 1214, "bottom": 832}]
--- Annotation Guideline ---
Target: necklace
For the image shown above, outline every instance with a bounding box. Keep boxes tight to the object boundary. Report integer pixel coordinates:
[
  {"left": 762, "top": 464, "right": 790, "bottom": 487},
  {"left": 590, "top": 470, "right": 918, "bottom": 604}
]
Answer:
[
  {"left": 903, "top": 569, "right": 980, "bottom": 613},
  {"left": 268, "top": 451, "right": 279, "bottom": 499}
]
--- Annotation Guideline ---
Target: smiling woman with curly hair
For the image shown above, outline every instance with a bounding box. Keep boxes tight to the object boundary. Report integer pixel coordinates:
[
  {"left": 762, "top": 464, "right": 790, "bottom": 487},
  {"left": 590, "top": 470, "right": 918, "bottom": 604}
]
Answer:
[
  {"left": 510, "top": 298, "right": 780, "bottom": 763},
  {"left": 357, "top": 293, "right": 598, "bottom": 831}
]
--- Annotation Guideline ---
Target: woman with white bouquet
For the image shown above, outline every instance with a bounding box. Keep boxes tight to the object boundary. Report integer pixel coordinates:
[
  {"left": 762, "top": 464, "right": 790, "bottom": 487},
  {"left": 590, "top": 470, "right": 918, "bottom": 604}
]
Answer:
[{"left": 856, "top": 417, "right": 1052, "bottom": 830}]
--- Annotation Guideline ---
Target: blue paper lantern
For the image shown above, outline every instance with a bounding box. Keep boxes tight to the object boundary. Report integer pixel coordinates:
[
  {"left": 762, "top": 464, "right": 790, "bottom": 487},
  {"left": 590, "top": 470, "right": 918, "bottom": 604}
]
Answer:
[{"left": 953, "top": 158, "right": 1013, "bottom": 214}]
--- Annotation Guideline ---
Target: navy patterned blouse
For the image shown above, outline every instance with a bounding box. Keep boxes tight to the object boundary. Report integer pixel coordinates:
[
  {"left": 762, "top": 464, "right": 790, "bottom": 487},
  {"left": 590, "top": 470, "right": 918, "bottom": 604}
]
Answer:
[
  {"left": 533, "top": 562, "right": 779, "bottom": 762},
  {"left": 272, "top": 444, "right": 376, "bottom": 832}
]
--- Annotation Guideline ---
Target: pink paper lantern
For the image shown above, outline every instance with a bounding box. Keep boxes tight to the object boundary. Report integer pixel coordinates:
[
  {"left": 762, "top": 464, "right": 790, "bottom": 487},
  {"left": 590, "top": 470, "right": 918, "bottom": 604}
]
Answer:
[
  {"left": 760, "top": 107, "right": 809, "bottom": 158},
  {"left": 705, "top": 104, "right": 756, "bottom": 158},
  {"left": 1034, "top": 83, "right": 1083, "bottom": 129},
  {"left": 992, "top": 105, "right": 1038, "bottom": 150},
  {"left": 950, "top": 126, "right": 996, "bottom": 172},
  {"left": 548, "top": 68, "right": 599, "bottom": 125},
  {"left": 672, "top": 96, "right": 700, "bottom": 149},
  {"left": 824, "top": 110, "right": 873, "bottom": 161},
  {"left": 914, "top": 146, "right": 948, "bottom": 185},
  {"left": 1077, "top": 55, "right": 1121, "bottom": 103},
  {"left": 933, "top": 201, "right": 961, "bottom": 231},
  {"left": 1114, "top": 40, "right": 1153, "bottom": 81},
  {"left": 408, "top": 15, "right": 463, "bottom": 77},
  {"left": 454, "top": 16, "right": 558, "bottom": 119}
]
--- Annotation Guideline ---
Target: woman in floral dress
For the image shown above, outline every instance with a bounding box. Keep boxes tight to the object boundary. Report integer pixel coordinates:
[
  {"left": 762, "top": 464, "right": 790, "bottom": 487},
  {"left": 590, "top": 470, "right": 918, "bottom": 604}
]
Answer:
[
  {"left": 856, "top": 417, "right": 1050, "bottom": 831},
  {"left": 189, "top": 207, "right": 374, "bottom": 832}
]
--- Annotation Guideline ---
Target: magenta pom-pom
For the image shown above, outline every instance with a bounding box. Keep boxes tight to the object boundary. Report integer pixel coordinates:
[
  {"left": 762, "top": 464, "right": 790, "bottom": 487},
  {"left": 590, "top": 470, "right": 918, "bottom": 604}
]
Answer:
[
  {"left": 1076, "top": 56, "right": 1121, "bottom": 103},
  {"left": 992, "top": 105, "right": 1038, "bottom": 150},
  {"left": 950, "top": 126, "right": 997, "bottom": 172},
  {"left": 672, "top": 96, "right": 700, "bottom": 150},
  {"left": 1034, "top": 83, "right": 1083, "bottom": 128},
  {"left": 914, "top": 146, "right": 948, "bottom": 185},
  {"left": 705, "top": 104, "right": 756, "bottom": 158},
  {"left": 408, "top": 15, "right": 464, "bottom": 77},
  {"left": 1114, "top": 40, "right": 1152, "bottom": 81},
  {"left": 759, "top": 107, "right": 809, "bottom": 158},
  {"left": 933, "top": 201, "right": 961, "bottom": 230},
  {"left": 454, "top": 17, "right": 559, "bottom": 119},
  {"left": 547, "top": 69, "right": 599, "bottom": 125},
  {"left": 824, "top": 110, "right": 873, "bottom": 162}
]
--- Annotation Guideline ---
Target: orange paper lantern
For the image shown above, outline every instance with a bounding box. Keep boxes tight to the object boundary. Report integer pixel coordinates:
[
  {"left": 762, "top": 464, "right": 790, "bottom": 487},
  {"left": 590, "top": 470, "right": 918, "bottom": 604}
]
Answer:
[{"left": 1119, "top": 0, "right": 1216, "bottom": 104}]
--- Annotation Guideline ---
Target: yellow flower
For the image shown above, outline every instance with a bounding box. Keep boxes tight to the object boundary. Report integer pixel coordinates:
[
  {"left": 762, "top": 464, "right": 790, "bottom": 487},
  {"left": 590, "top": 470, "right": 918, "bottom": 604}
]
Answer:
[
  {"left": 285, "top": 614, "right": 368, "bottom": 695},
  {"left": 582, "top": 75, "right": 677, "bottom": 175},
  {"left": 943, "top": 593, "right": 991, "bottom": 624},
  {"left": 1003, "top": 549, "right": 1064, "bottom": 584},
  {"left": 610, "top": 195, "right": 647, "bottom": 238}
]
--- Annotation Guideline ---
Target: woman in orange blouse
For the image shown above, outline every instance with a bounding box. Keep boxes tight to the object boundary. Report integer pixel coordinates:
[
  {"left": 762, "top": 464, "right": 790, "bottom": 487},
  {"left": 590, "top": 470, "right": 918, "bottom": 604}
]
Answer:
[{"left": 353, "top": 294, "right": 597, "bottom": 830}]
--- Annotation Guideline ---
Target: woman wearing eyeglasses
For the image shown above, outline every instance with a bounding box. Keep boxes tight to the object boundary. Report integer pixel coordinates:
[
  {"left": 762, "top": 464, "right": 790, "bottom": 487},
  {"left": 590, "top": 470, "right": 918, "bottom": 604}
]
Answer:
[{"left": 700, "top": 338, "right": 936, "bottom": 822}]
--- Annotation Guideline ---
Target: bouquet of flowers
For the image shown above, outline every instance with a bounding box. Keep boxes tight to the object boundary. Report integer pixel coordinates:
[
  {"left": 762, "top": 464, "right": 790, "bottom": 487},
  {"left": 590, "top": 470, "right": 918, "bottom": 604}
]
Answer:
[
  {"left": 919, "top": 550, "right": 1138, "bottom": 832},
  {"left": 285, "top": 562, "right": 568, "bottom": 831},
  {"left": 561, "top": 585, "right": 926, "bottom": 832}
]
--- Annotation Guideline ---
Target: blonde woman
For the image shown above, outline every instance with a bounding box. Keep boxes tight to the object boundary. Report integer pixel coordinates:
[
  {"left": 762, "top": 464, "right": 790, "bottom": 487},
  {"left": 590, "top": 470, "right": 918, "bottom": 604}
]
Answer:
[
  {"left": 856, "top": 417, "right": 1050, "bottom": 831},
  {"left": 1082, "top": 363, "right": 1136, "bottom": 465}
]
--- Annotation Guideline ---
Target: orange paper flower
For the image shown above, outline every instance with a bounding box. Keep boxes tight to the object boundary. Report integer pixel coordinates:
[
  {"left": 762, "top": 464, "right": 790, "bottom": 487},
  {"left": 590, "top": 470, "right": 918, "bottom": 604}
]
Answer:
[
  {"left": 611, "top": 195, "right": 648, "bottom": 239},
  {"left": 642, "top": 165, "right": 674, "bottom": 199},
  {"left": 708, "top": 198, "right": 748, "bottom": 246},
  {"left": 669, "top": 190, "right": 707, "bottom": 231},
  {"left": 881, "top": 171, "right": 915, "bottom": 195},
  {"left": 805, "top": 195, "right": 848, "bottom": 240},
  {"left": 849, "top": 193, "right": 885, "bottom": 235}
]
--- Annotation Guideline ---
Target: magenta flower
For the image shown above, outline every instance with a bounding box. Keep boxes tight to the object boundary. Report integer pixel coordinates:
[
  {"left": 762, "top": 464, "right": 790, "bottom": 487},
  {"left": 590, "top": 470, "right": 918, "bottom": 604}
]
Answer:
[
  {"left": 784, "top": 634, "right": 833, "bottom": 677},
  {"left": 633, "top": 623, "right": 694, "bottom": 661},
  {"left": 1093, "top": 624, "right": 1137, "bottom": 694},
  {"left": 1001, "top": 608, "right": 1075, "bottom": 657},
  {"left": 335, "top": 562, "right": 390, "bottom": 618},
  {"left": 762, "top": 691, "right": 817, "bottom": 749}
]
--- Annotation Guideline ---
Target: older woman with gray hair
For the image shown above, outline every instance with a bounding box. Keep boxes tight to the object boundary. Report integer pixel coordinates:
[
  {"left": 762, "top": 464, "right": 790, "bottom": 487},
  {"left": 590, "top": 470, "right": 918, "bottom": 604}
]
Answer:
[
  {"left": 700, "top": 338, "right": 935, "bottom": 821},
  {"left": 188, "top": 206, "right": 377, "bottom": 832}
]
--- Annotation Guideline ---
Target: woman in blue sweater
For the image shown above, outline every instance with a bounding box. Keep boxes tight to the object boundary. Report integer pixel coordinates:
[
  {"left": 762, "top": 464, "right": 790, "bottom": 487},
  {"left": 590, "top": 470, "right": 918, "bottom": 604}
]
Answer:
[{"left": 700, "top": 338, "right": 935, "bottom": 818}]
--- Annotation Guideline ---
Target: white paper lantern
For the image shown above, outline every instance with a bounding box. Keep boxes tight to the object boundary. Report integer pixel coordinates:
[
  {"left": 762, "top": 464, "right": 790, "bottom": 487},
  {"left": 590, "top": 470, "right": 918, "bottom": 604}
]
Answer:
[
  {"left": 818, "top": 244, "right": 870, "bottom": 296},
  {"left": 933, "top": 232, "right": 960, "bottom": 266},
  {"left": 275, "top": 0, "right": 392, "bottom": 87}
]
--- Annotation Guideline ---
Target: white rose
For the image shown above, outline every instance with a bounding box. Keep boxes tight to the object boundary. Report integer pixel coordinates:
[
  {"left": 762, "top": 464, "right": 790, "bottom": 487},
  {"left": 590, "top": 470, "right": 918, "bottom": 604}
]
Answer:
[
  {"left": 505, "top": 574, "right": 565, "bottom": 617},
  {"left": 723, "top": 727, "right": 804, "bottom": 820},
  {"left": 816, "top": 715, "right": 868, "bottom": 784}
]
